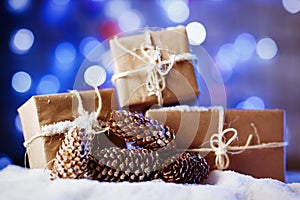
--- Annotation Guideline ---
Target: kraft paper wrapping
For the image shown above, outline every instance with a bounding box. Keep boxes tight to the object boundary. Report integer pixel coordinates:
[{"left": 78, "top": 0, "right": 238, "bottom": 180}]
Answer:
[
  {"left": 146, "top": 108, "right": 286, "bottom": 181},
  {"left": 18, "top": 89, "right": 120, "bottom": 169},
  {"left": 110, "top": 27, "right": 199, "bottom": 111},
  {"left": 145, "top": 108, "right": 221, "bottom": 149}
]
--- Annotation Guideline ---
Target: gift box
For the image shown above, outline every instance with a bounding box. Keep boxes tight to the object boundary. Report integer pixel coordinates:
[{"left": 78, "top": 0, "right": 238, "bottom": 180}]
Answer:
[
  {"left": 146, "top": 107, "right": 286, "bottom": 181},
  {"left": 145, "top": 106, "right": 221, "bottom": 149},
  {"left": 18, "top": 89, "right": 121, "bottom": 169},
  {"left": 110, "top": 26, "right": 199, "bottom": 111}
]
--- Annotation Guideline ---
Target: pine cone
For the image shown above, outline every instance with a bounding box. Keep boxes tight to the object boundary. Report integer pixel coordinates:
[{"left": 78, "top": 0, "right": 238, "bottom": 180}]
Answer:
[
  {"left": 107, "top": 110, "right": 176, "bottom": 151},
  {"left": 159, "top": 152, "right": 210, "bottom": 184},
  {"left": 50, "top": 127, "right": 90, "bottom": 180},
  {"left": 87, "top": 147, "right": 162, "bottom": 182}
]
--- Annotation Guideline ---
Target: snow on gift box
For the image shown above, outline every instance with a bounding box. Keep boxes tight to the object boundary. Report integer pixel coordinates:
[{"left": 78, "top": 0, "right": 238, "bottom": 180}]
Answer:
[
  {"left": 146, "top": 106, "right": 287, "bottom": 181},
  {"left": 18, "top": 89, "right": 121, "bottom": 169}
]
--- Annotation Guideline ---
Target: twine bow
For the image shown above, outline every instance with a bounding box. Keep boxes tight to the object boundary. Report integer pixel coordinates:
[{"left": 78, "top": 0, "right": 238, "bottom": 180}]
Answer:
[
  {"left": 186, "top": 107, "right": 287, "bottom": 171},
  {"left": 209, "top": 128, "right": 252, "bottom": 170},
  {"left": 23, "top": 84, "right": 105, "bottom": 148},
  {"left": 112, "top": 30, "right": 196, "bottom": 106}
]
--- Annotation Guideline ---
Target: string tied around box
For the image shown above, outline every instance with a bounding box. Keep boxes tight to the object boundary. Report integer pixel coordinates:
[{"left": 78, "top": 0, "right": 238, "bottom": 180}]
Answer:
[
  {"left": 186, "top": 107, "right": 288, "bottom": 171},
  {"left": 111, "top": 30, "right": 197, "bottom": 106},
  {"left": 23, "top": 83, "right": 109, "bottom": 168}
]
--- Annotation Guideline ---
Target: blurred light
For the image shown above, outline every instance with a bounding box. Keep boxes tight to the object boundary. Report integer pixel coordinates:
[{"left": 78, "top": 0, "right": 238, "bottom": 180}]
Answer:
[
  {"left": 236, "top": 96, "right": 265, "bottom": 110},
  {"left": 84, "top": 65, "right": 107, "bottom": 86},
  {"left": 256, "top": 37, "right": 278, "bottom": 60},
  {"left": 118, "top": 9, "right": 143, "bottom": 31},
  {"left": 15, "top": 115, "right": 22, "bottom": 132},
  {"left": 55, "top": 42, "right": 76, "bottom": 64},
  {"left": 126, "top": 141, "right": 136, "bottom": 150},
  {"left": 102, "top": 50, "right": 114, "bottom": 73},
  {"left": 98, "top": 20, "right": 120, "bottom": 39},
  {"left": 11, "top": 71, "right": 32, "bottom": 93},
  {"left": 214, "top": 57, "right": 233, "bottom": 83},
  {"left": 41, "top": 0, "right": 70, "bottom": 25},
  {"left": 166, "top": 0, "right": 190, "bottom": 23},
  {"left": 105, "top": 0, "right": 130, "bottom": 19},
  {"left": 10, "top": 28, "right": 34, "bottom": 54},
  {"left": 282, "top": 0, "right": 300, "bottom": 14},
  {"left": 36, "top": 74, "right": 60, "bottom": 94},
  {"left": 52, "top": 0, "right": 70, "bottom": 6},
  {"left": 216, "top": 43, "right": 239, "bottom": 70},
  {"left": 6, "top": 0, "right": 31, "bottom": 13},
  {"left": 234, "top": 33, "right": 256, "bottom": 61},
  {"left": 186, "top": 22, "right": 207, "bottom": 45},
  {"left": 0, "top": 156, "right": 12, "bottom": 170},
  {"left": 79, "top": 37, "right": 104, "bottom": 62}
]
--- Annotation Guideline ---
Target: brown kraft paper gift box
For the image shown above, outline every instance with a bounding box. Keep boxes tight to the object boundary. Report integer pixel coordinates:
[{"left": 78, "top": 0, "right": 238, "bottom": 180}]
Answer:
[
  {"left": 145, "top": 107, "right": 221, "bottom": 149},
  {"left": 146, "top": 108, "right": 286, "bottom": 181},
  {"left": 18, "top": 89, "right": 121, "bottom": 169},
  {"left": 110, "top": 26, "right": 199, "bottom": 111}
]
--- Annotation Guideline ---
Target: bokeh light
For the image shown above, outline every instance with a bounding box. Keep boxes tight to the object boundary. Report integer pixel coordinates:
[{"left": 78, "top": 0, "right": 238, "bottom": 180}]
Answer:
[
  {"left": 79, "top": 37, "right": 104, "bottom": 62},
  {"left": 216, "top": 43, "right": 239, "bottom": 70},
  {"left": 98, "top": 20, "right": 120, "bottom": 39},
  {"left": 256, "top": 37, "right": 278, "bottom": 60},
  {"left": 236, "top": 96, "right": 265, "bottom": 110},
  {"left": 104, "top": 0, "right": 130, "bottom": 19},
  {"left": 36, "top": 74, "right": 60, "bottom": 94},
  {"left": 118, "top": 9, "right": 143, "bottom": 31},
  {"left": 15, "top": 115, "right": 22, "bottom": 132},
  {"left": 55, "top": 42, "right": 76, "bottom": 64},
  {"left": 101, "top": 50, "right": 114, "bottom": 73},
  {"left": 6, "top": 0, "right": 31, "bottom": 13},
  {"left": 186, "top": 22, "right": 207, "bottom": 45},
  {"left": 52, "top": 0, "right": 70, "bottom": 6},
  {"left": 41, "top": 0, "right": 70, "bottom": 25},
  {"left": 282, "top": 0, "right": 300, "bottom": 14},
  {"left": 10, "top": 28, "right": 35, "bottom": 54},
  {"left": 0, "top": 156, "right": 12, "bottom": 170},
  {"left": 165, "top": 0, "right": 190, "bottom": 23},
  {"left": 11, "top": 71, "right": 32, "bottom": 93},
  {"left": 234, "top": 33, "right": 256, "bottom": 61},
  {"left": 84, "top": 65, "right": 107, "bottom": 86}
]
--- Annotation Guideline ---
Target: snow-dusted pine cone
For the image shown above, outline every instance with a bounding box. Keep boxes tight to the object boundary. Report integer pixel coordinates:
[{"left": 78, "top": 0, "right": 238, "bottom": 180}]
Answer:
[
  {"left": 106, "top": 110, "right": 176, "bottom": 151},
  {"left": 87, "top": 147, "right": 161, "bottom": 182},
  {"left": 159, "top": 152, "right": 210, "bottom": 184},
  {"left": 50, "top": 127, "right": 90, "bottom": 180}
]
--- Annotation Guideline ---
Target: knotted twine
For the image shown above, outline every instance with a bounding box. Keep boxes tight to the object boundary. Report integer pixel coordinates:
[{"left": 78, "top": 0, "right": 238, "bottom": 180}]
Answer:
[
  {"left": 23, "top": 84, "right": 109, "bottom": 168},
  {"left": 111, "top": 31, "right": 197, "bottom": 106},
  {"left": 186, "top": 107, "right": 288, "bottom": 170}
]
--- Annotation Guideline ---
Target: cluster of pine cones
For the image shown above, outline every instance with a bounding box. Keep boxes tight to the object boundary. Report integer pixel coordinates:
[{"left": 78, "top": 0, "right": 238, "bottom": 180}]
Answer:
[{"left": 50, "top": 110, "right": 209, "bottom": 184}]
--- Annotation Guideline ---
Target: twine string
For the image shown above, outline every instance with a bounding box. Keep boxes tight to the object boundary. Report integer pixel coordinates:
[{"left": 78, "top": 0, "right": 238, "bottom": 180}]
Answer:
[
  {"left": 186, "top": 107, "right": 287, "bottom": 170},
  {"left": 111, "top": 31, "right": 196, "bottom": 105},
  {"left": 24, "top": 86, "right": 105, "bottom": 149}
]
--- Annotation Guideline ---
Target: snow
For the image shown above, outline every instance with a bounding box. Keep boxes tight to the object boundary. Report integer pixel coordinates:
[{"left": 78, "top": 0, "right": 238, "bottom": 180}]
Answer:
[
  {"left": 0, "top": 165, "right": 299, "bottom": 200},
  {"left": 148, "top": 105, "right": 222, "bottom": 112}
]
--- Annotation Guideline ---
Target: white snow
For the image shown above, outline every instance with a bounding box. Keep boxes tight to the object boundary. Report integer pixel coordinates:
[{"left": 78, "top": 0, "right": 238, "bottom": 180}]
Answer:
[
  {"left": 0, "top": 165, "right": 299, "bottom": 200},
  {"left": 148, "top": 105, "right": 222, "bottom": 112},
  {"left": 41, "top": 112, "right": 99, "bottom": 136}
]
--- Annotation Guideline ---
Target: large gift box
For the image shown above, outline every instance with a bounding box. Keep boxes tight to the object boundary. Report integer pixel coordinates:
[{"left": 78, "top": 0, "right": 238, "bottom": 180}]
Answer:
[
  {"left": 146, "top": 107, "right": 286, "bottom": 181},
  {"left": 18, "top": 89, "right": 119, "bottom": 169},
  {"left": 110, "top": 26, "right": 199, "bottom": 111}
]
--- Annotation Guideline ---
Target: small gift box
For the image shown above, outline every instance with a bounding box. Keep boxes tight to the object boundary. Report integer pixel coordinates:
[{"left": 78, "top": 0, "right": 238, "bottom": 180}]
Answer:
[
  {"left": 18, "top": 89, "right": 121, "bottom": 169},
  {"left": 110, "top": 26, "right": 199, "bottom": 111},
  {"left": 146, "top": 106, "right": 286, "bottom": 181}
]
